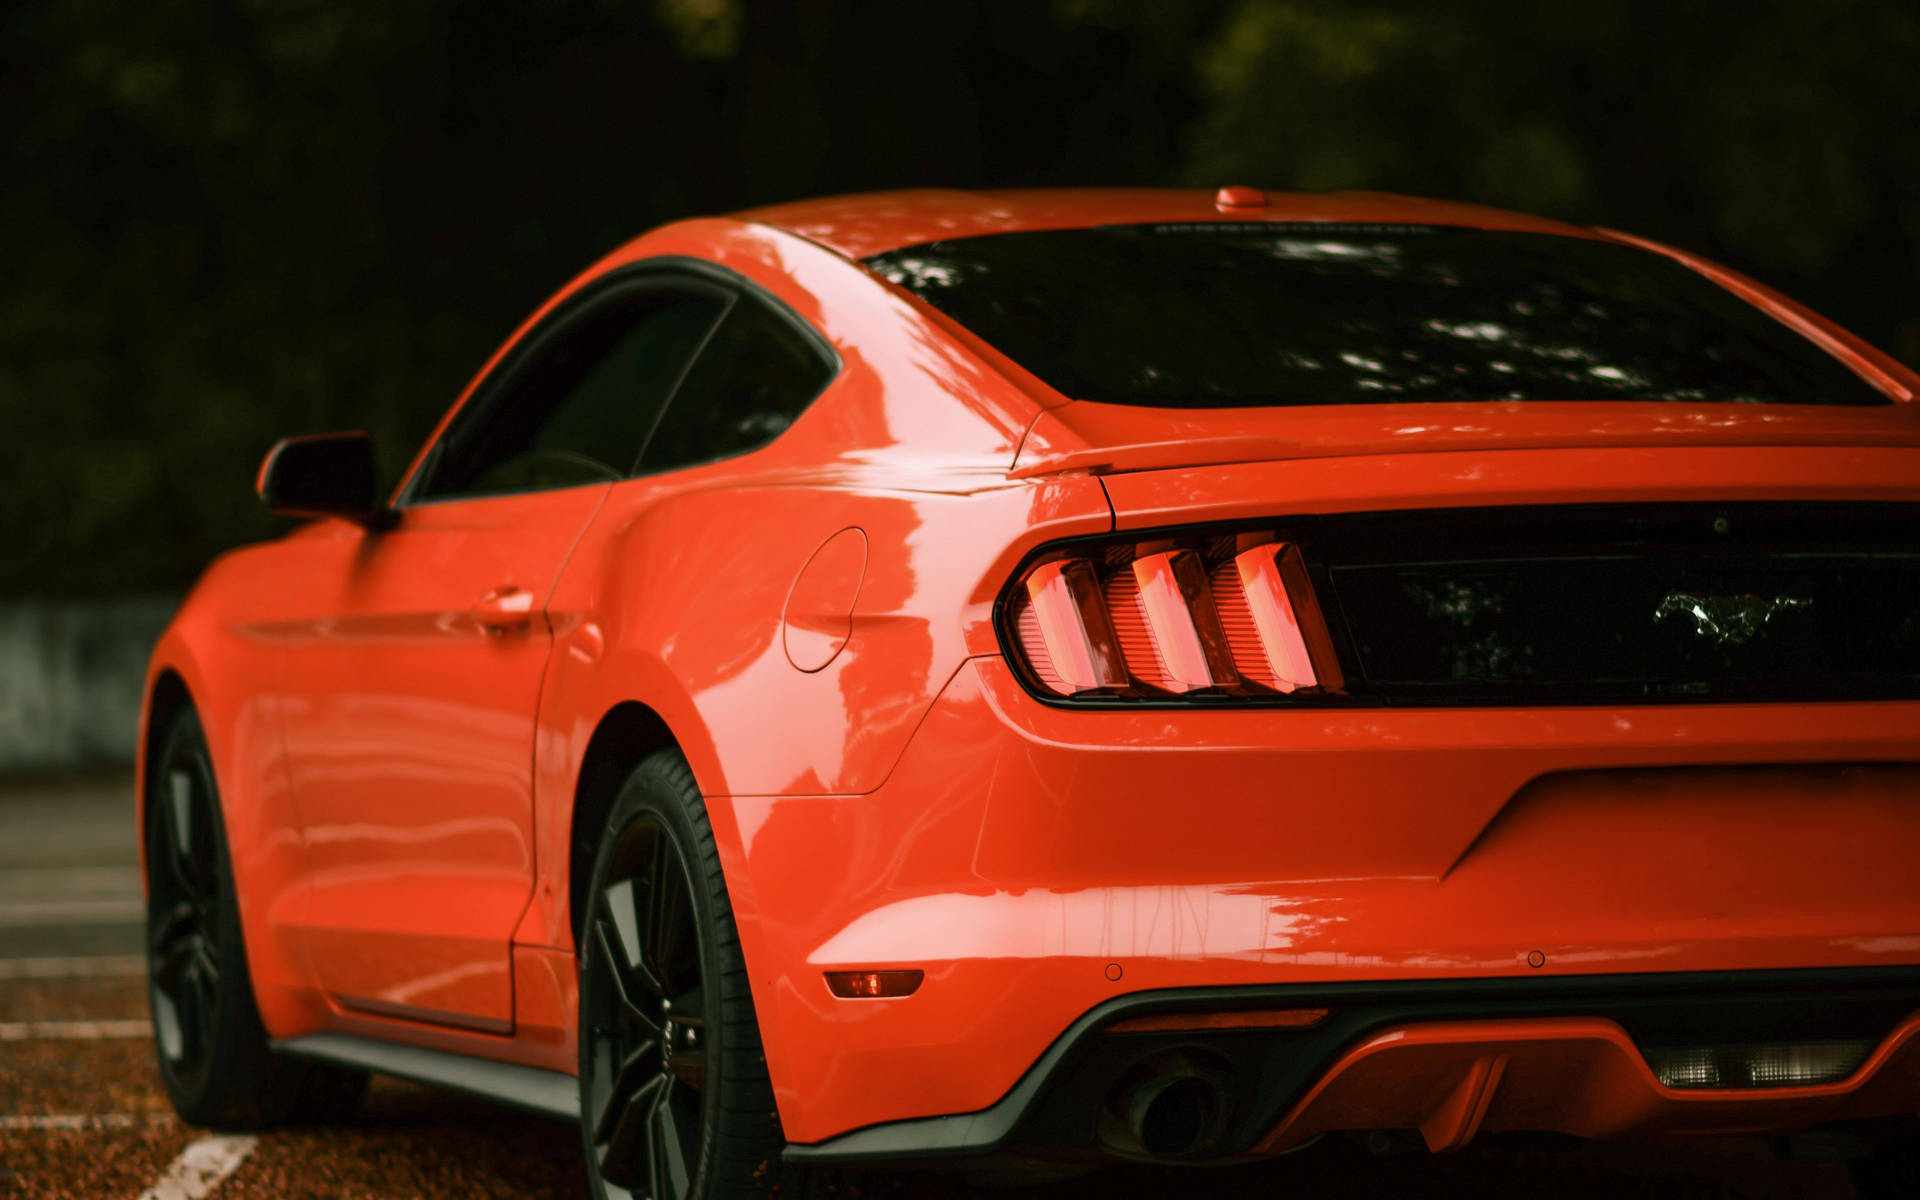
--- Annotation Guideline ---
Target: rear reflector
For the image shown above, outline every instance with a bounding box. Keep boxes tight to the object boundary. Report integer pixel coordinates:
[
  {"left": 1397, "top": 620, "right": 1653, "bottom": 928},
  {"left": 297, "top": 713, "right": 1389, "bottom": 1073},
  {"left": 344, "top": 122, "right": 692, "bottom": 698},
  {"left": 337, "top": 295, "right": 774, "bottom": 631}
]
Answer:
[
  {"left": 824, "top": 969, "right": 925, "bottom": 999},
  {"left": 1005, "top": 534, "right": 1342, "bottom": 700},
  {"left": 1107, "top": 1008, "right": 1329, "bottom": 1034},
  {"left": 1643, "top": 1039, "right": 1875, "bottom": 1089}
]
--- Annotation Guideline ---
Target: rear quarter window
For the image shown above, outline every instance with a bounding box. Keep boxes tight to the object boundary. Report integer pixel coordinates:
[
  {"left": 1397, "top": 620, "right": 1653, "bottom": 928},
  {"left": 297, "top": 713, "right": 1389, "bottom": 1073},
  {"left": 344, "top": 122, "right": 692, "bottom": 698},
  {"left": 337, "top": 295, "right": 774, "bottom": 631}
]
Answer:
[{"left": 638, "top": 291, "right": 838, "bottom": 473}]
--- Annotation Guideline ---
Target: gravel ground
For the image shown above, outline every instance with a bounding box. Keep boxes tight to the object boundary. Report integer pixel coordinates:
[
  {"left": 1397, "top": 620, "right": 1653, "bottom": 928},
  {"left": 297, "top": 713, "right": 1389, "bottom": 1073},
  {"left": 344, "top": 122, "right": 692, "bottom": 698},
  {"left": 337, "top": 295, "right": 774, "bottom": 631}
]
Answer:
[
  {"left": 0, "top": 1123, "right": 197, "bottom": 1200},
  {"left": 218, "top": 1081, "right": 589, "bottom": 1200},
  {"left": 0, "top": 974, "right": 148, "bottom": 1022},
  {"left": 0, "top": 1036, "right": 173, "bottom": 1119}
]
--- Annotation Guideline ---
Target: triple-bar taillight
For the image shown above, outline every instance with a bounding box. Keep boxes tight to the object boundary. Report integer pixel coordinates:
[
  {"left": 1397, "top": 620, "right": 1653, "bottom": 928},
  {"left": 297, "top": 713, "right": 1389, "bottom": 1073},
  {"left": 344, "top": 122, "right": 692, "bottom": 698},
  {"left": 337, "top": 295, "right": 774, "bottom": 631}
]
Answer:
[{"left": 1004, "top": 532, "right": 1344, "bottom": 700}]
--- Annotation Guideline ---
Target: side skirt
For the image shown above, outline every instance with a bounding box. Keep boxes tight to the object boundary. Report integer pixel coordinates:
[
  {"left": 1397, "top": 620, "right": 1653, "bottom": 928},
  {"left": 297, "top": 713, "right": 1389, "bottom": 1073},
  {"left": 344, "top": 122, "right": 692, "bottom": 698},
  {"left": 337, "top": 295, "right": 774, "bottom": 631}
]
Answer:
[{"left": 274, "top": 1033, "right": 579, "bottom": 1121}]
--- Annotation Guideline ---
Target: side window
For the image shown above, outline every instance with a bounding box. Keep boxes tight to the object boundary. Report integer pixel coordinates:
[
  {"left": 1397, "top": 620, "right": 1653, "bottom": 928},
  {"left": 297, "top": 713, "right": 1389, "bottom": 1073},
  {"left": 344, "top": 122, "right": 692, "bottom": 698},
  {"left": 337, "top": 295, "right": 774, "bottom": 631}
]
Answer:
[
  {"left": 636, "top": 290, "right": 836, "bottom": 474},
  {"left": 414, "top": 284, "right": 728, "bottom": 501}
]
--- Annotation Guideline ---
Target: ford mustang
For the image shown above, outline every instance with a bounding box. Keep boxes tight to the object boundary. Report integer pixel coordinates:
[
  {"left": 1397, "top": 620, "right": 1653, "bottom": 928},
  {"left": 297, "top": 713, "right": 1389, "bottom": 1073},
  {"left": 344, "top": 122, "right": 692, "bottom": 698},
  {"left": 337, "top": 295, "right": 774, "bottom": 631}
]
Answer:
[{"left": 139, "top": 188, "right": 1920, "bottom": 1198}]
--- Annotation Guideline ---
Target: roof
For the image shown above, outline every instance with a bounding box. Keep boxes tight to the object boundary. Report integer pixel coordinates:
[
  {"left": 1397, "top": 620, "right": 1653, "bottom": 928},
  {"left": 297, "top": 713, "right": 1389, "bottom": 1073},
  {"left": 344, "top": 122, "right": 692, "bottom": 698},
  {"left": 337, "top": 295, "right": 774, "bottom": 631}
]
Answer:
[{"left": 732, "top": 187, "right": 1598, "bottom": 260}]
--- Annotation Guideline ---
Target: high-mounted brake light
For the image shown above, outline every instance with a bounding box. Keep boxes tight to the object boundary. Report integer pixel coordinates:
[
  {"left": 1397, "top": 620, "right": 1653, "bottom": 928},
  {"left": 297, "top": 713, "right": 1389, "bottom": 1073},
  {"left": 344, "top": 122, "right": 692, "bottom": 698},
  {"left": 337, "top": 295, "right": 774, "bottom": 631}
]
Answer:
[{"left": 1004, "top": 532, "right": 1344, "bottom": 702}]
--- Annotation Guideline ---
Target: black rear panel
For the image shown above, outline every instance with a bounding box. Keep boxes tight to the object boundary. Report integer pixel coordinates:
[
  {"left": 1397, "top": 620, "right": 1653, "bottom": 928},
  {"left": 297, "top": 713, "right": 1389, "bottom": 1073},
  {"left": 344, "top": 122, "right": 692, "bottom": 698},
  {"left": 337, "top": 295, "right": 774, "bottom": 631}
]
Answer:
[{"left": 1315, "top": 502, "right": 1920, "bottom": 704}]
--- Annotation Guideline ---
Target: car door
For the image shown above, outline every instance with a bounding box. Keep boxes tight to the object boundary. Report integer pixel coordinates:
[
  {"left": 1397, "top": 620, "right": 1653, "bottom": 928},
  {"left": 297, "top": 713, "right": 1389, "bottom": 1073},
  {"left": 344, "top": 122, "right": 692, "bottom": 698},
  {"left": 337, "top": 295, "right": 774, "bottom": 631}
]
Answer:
[{"left": 281, "top": 273, "right": 729, "bottom": 1033}]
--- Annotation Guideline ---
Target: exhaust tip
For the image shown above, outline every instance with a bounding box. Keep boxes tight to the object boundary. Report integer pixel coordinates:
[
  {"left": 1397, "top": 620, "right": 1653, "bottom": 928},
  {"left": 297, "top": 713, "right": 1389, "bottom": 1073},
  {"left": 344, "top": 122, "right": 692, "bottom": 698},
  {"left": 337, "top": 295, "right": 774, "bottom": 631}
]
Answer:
[
  {"left": 1127, "top": 1074, "right": 1221, "bottom": 1157},
  {"left": 1099, "top": 1051, "right": 1232, "bottom": 1160}
]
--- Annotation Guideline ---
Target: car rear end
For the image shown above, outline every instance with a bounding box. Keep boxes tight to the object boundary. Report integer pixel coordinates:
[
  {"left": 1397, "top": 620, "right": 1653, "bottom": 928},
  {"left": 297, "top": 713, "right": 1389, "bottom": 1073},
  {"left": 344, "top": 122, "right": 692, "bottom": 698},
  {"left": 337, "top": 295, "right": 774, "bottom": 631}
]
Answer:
[{"left": 768, "top": 203, "right": 1920, "bottom": 1169}]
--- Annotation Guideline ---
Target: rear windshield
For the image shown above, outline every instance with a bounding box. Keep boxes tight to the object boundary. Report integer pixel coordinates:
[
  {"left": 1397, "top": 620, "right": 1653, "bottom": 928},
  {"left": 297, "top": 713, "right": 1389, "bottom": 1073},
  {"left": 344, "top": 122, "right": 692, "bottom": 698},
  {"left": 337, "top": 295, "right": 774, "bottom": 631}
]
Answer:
[{"left": 864, "top": 224, "right": 1887, "bottom": 408}]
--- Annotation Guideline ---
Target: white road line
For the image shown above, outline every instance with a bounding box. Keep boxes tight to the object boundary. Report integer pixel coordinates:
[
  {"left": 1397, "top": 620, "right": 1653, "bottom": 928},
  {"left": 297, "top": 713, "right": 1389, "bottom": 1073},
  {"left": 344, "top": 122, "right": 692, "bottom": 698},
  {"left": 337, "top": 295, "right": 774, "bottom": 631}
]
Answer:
[
  {"left": 0, "top": 1019, "right": 151, "bottom": 1040},
  {"left": 0, "top": 1112, "right": 168, "bottom": 1130},
  {"left": 0, "top": 897, "right": 144, "bottom": 926},
  {"left": 136, "top": 1134, "right": 257, "bottom": 1200},
  {"left": 0, "top": 954, "right": 145, "bottom": 979}
]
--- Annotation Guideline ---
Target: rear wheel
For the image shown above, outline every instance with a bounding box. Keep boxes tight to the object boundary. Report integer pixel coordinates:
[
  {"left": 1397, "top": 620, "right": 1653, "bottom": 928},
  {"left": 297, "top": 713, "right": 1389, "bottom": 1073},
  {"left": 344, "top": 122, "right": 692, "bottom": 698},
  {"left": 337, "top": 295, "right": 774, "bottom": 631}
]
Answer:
[
  {"left": 578, "top": 749, "right": 819, "bottom": 1199},
  {"left": 145, "top": 709, "right": 366, "bottom": 1128}
]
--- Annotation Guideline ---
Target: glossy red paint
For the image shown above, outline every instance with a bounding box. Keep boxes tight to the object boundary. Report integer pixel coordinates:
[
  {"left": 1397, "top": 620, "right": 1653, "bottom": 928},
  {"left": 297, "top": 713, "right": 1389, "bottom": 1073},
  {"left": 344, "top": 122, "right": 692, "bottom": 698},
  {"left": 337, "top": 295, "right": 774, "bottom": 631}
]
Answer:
[
  {"left": 734, "top": 188, "right": 1596, "bottom": 261},
  {"left": 713, "top": 656, "right": 1920, "bottom": 1140},
  {"left": 1213, "top": 185, "right": 1269, "bottom": 210},
  {"left": 279, "top": 483, "right": 609, "bottom": 1033},
  {"left": 139, "top": 189, "right": 1920, "bottom": 1155}
]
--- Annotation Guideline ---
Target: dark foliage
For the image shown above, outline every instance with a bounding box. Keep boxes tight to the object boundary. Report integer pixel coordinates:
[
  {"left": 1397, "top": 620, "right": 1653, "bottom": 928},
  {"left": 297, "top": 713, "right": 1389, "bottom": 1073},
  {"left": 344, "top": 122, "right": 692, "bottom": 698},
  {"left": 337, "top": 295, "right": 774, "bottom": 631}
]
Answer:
[{"left": 3, "top": 0, "right": 1916, "bottom": 596}]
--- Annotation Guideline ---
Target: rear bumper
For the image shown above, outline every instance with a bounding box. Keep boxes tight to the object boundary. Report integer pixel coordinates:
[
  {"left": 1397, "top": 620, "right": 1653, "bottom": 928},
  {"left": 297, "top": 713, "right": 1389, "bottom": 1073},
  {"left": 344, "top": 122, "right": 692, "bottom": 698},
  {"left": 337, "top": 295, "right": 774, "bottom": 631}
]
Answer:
[
  {"left": 785, "top": 967, "right": 1920, "bottom": 1165},
  {"left": 715, "top": 656, "right": 1920, "bottom": 1146}
]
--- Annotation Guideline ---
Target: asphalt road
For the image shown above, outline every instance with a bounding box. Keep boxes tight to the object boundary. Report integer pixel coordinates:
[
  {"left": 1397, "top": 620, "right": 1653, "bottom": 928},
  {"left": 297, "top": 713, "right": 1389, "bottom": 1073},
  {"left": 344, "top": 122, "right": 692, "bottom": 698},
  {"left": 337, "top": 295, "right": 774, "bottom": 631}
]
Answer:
[{"left": 0, "top": 774, "right": 1869, "bottom": 1199}]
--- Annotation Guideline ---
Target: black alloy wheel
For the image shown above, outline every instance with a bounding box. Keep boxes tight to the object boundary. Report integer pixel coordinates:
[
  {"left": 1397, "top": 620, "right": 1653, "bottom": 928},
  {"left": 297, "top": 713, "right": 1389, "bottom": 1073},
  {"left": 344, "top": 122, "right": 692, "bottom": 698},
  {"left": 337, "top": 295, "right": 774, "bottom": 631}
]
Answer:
[
  {"left": 583, "top": 818, "right": 710, "bottom": 1199},
  {"left": 144, "top": 709, "right": 366, "bottom": 1128},
  {"left": 578, "top": 749, "right": 824, "bottom": 1200},
  {"left": 146, "top": 715, "right": 228, "bottom": 1099}
]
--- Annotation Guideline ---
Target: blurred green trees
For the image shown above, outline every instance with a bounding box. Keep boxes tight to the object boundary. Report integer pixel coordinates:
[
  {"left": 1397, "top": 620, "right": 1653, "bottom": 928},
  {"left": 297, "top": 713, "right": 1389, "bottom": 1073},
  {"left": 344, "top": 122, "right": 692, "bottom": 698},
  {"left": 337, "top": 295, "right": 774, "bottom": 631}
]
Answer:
[{"left": 4, "top": 0, "right": 1916, "bottom": 596}]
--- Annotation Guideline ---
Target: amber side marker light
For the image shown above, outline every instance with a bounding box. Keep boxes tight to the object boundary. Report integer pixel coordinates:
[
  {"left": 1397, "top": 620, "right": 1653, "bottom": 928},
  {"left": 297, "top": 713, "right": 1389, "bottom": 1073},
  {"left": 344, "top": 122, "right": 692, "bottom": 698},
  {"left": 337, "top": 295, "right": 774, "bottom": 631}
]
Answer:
[
  {"left": 824, "top": 970, "right": 925, "bottom": 999},
  {"left": 1107, "top": 1008, "right": 1330, "bottom": 1034},
  {"left": 1007, "top": 534, "right": 1343, "bottom": 699}
]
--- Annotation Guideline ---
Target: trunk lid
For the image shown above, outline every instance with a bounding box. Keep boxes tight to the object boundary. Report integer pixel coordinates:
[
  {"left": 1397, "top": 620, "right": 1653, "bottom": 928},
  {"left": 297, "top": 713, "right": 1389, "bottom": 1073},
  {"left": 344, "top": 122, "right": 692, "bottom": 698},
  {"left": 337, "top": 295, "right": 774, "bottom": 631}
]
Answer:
[{"left": 1011, "top": 398, "right": 1920, "bottom": 478}]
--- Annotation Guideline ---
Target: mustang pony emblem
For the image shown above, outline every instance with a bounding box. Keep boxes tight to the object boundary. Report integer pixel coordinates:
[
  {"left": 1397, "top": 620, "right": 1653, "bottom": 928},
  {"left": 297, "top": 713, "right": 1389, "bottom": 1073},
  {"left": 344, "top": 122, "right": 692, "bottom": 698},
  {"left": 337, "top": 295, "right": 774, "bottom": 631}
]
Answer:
[{"left": 1655, "top": 591, "right": 1812, "bottom": 646}]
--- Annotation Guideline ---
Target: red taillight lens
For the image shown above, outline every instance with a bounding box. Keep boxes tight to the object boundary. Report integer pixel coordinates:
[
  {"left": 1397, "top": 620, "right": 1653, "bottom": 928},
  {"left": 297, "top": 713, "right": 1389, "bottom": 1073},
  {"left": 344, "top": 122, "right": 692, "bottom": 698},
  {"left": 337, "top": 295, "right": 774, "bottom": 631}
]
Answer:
[
  {"left": 1233, "top": 542, "right": 1342, "bottom": 694},
  {"left": 824, "top": 969, "right": 925, "bottom": 998},
  {"left": 1023, "top": 559, "right": 1128, "bottom": 694},
  {"left": 1131, "top": 549, "right": 1238, "bottom": 692},
  {"left": 1005, "top": 534, "right": 1342, "bottom": 700}
]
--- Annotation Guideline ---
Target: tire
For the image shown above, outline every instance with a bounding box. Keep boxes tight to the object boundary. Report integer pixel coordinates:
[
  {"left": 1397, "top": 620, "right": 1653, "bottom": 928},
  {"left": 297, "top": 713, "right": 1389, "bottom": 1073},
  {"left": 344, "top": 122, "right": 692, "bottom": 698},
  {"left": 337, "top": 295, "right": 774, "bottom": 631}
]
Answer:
[
  {"left": 145, "top": 708, "right": 366, "bottom": 1128},
  {"left": 577, "top": 749, "right": 826, "bottom": 1200}
]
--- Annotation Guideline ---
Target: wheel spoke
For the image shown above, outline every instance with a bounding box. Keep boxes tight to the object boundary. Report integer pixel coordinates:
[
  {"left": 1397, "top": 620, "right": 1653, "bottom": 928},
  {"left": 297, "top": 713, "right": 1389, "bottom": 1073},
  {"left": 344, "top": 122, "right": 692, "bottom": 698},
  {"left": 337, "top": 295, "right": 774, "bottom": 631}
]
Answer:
[
  {"left": 191, "top": 936, "right": 220, "bottom": 991},
  {"left": 150, "top": 901, "right": 196, "bottom": 958},
  {"left": 646, "top": 1094, "right": 666, "bottom": 1200},
  {"left": 601, "top": 879, "right": 667, "bottom": 999},
  {"left": 599, "top": 1072, "right": 664, "bottom": 1189},
  {"left": 653, "top": 1081, "right": 696, "bottom": 1199},
  {"left": 593, "top": 921, "right": 663, "bottom": 1037},
  {"left": 150, "top": 932, "right": 192, "bottom": 991},
  {"left": 151, "top": 987, "right": 184, "bottom": 1061},
  {"left": 592, "top": 1042, "right": 661, "bottom": 1143},
  {"left": 162, "top": 770, "right": 204, "bottom": 901},
  {"left": 172, "top": 960, "right": 205, "bottom": 1060},
  {"left": 585, "top": 1032, "right": 617, "bottom": 1141}
]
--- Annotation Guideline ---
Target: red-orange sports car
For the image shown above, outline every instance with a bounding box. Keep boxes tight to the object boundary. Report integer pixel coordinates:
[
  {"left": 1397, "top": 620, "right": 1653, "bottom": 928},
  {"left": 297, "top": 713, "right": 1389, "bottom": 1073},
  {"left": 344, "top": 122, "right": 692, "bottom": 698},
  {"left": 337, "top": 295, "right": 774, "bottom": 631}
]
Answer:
[{"left": 140, "top": 188, "right": 1920, "bottom": 1199}]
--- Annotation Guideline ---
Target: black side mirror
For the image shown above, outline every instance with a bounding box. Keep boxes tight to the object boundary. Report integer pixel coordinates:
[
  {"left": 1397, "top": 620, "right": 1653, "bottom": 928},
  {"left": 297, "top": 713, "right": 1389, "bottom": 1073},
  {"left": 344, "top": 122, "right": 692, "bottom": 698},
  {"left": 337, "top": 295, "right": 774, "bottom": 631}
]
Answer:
[{"left": 257, "top": 432, "right": 394, "bottom": 527}]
